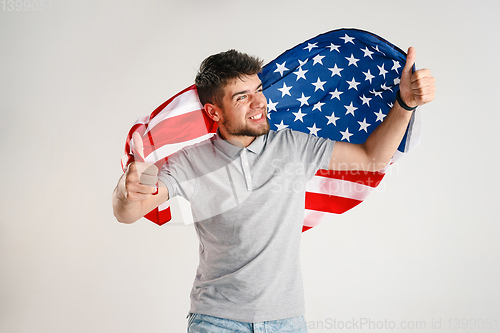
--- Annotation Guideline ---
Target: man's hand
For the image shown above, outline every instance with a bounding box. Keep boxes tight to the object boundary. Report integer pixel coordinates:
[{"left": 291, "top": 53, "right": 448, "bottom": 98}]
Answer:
[
  {"left": 398, "top": 47, "right": 436, "bottom": 108},
  {"left": 122, "top": 132, "right": 159, "bottom": 202},
  {"left": 113, "top": 132, "right": 168, "bottom": 224}
]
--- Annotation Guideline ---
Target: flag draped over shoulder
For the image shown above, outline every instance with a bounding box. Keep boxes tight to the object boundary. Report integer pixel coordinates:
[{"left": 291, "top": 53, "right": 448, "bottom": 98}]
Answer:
[{"left": 121, "top": 28, "right": 422, "bottom": 231}]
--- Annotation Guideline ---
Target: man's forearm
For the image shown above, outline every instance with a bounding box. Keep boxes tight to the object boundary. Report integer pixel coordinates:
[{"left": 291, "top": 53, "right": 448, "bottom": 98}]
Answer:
[{"left": 360, "top": 101, "right": 414, "bottom": 170}]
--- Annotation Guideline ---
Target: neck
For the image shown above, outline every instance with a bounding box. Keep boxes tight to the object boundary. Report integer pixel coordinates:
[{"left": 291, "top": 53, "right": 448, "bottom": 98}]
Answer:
[{"left": 218, "top": 128, "right": 256, "bottom": 147}]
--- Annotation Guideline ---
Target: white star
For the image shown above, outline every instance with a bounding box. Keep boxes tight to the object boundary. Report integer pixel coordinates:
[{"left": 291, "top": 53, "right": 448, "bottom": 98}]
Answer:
[
  {"left": 304, "top": 42, "right": 318, "bottom": 52},
  {"left": 346, "top": 77, "right": 360, "bottom": 90},
  {"left": 387, "top": 102, "right": 394, "bottom": 108},
  {"left": 369, "top": 89, "right": 383, "bottom": 99},
  {"left": 293, "top": 66, "right": 308, "bottom": 81},
  {"left": 311, "top": 77, "right": 327, "bottom": 91},
  {"left": 328, "top": 64, "right": 343, "bottom": 77},
  {"left": 363, "top": 69, "right": 375, "bottom": 84},
  {"left": 344, "top": 102, "right": 358, "bottom": 116},
  {"left": 329, "top": 88, "right": 343, "bottom": 100},
  {"left": 274, "top": 62, "right": 289, "bottom": 77},
  {"left": 277, "top": 82, "right": 293, "bottom": 97},
  {"left": 391, "top": 60, "right": 401, "bottom": 73},
  {"left": 340, "top": 127, "right": 354, "bottom": 141},
  {"left": 372, "top": 45, "right": 386, "bottom": 55},
  {"left": 377, "top": 63, "right": 388, "bottom": 78},
  {"left": 275, "top": 120, "right": 289, "bottom": 131},
  {"left": 297, "top": 93, "right": 311, "bottom": 106},
  {"left": 361, "top": 47, "right": 374, "bottom": 59},
  {"left": 359, "top": 94, "right": 372, "bottom": 106},
  {"left": 298, "top": 58, "right": 308, "bottom": 67},
  {"left": 312, "top": 101, "right": 325, "bottom": 112},
  {"left": 340, "top": 34, "right": 355, "bottom": 44},
  {"left": 358, "top": 118, "right": 371, "bottom": 132},
  {"left": 307, "top": 123, "right": 321, "bottom": 136},
  {"left": 267, "top": 98, "right": 279, "bottom": 112},
  {"left": 312, "top": 54, "right": 325, "bottom": 65},
  {"left": 374, "top": 109, "right": 386, "bottom": 122},
  {"left": 292, "top": 108, "right": 306, "bottom": 122},
  {"left": 381, "top": 83, "right": 393, "bottom": 92},
  {"left": 345, "top": 54, "right": 360, "bottom": 67},
  {"left": 326, "top": 111, "right": 340, "bottom": 125},
  {"left": 327, "top": 43, "right": 341, "bottom": 52},
  {"left": 394, "top": 77, "right": 401, "bottom": 85}
]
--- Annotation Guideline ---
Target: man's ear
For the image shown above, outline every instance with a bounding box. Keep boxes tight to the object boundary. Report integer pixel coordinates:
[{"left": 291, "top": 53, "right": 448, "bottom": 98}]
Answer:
[{"left": 204, "top": 103, "right": 221, "bottom": 122}]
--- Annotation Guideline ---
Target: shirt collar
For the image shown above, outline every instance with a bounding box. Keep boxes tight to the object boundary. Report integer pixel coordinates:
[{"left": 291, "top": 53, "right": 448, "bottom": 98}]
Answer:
[{"left": 212, "top": 129, "right": 267, "bottom": 157}]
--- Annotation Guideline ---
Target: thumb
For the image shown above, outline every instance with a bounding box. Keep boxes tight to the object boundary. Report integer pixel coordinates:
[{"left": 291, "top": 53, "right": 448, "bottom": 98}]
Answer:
[
  {"left": 132, "top": 131, "right": 145, "bottom": 162},
  {"left": 402, "top": 46, "right": 416, "bottom": 76}
]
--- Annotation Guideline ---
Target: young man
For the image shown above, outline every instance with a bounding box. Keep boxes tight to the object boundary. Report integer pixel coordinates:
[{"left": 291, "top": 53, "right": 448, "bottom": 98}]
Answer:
[{"left": 112, "top": 49, "right": 435, "bottom": 332}]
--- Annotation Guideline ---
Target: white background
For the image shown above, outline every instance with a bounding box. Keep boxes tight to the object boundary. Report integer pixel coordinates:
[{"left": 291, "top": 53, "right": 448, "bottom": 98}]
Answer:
[{"left": 1, "top": 0, "right": 499, "bottom": 332}]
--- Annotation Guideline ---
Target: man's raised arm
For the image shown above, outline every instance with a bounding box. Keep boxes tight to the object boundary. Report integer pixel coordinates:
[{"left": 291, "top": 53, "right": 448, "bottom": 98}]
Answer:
[
  {"left": 112, "top": 132, "right": 170, "bottom": 224},
  {"left": 328, "top": 47, "right": 436, "bottom": 171}
]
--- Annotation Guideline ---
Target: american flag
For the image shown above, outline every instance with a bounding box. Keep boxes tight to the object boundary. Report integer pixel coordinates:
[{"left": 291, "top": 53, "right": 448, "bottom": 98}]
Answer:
[{"left": 121, "top": 29, "right": 422, "bottom": 231}]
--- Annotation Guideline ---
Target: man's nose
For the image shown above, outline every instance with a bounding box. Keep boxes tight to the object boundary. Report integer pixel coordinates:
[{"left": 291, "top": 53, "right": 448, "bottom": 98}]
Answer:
[{"left": 251, "top": 94, "right": 266, "bottom": 109}]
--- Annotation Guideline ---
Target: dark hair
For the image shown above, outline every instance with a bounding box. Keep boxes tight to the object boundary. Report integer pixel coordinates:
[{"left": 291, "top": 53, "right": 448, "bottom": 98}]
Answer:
[{"left": 195, "top": 49, "right": 263, "bottom": 107}]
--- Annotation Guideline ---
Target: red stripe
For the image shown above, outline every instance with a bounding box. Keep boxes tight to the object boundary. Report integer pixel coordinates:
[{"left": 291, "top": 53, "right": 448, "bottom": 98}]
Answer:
[
  {"left": 305, "top": 192, "right": 362, "bottom": 214},
  {"left": 145, "top": 207, "right": 172, "bottom": 226},
  {"left": 302, "top": 225, "right": 313, "bottom": 232},
  {"left": 150, "top": 85, "right": 198, "bottom": 119},
  {"left": 142, "top": 110, "right": 216, "bottom": 157},
  {"left": 314, "top": 169, "right": 385, "bottom": 188}
]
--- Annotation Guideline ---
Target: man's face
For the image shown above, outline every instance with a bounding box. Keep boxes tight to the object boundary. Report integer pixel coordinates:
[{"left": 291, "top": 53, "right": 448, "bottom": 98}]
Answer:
[{"left": 218, "top": 74, "right": 269, "bottom": 143}]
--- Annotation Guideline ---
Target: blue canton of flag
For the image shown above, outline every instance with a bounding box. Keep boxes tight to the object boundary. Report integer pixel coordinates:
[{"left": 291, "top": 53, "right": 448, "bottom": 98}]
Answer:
[{"left": 259, "top": 28, "right": 414, "bottom": 153}]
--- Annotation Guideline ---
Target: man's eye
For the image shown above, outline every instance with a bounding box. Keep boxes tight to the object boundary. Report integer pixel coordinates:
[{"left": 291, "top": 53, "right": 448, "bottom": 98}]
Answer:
[{"left": 237, "top": 95, "right": 246, "bottom": 101}]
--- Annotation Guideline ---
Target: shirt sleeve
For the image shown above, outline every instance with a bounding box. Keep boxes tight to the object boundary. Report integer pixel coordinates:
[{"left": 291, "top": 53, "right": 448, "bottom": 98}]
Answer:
[
  {"left": 287, "top": 129, "right": 335, "bottom": 180},
  {"left": 158, "top": 149, "right": 196, "bottom": 201}
]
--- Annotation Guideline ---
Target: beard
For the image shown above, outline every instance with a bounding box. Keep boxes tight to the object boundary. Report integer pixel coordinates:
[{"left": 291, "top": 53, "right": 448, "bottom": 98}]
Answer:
[{"left": 221, "top": 111, "right": 270, "bottom": 138}]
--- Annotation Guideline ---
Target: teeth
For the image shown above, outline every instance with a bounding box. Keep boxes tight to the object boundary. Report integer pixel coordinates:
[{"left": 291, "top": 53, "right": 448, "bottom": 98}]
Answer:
[{"left": 250, "top": 113, "right": 262, "bottom": 120}]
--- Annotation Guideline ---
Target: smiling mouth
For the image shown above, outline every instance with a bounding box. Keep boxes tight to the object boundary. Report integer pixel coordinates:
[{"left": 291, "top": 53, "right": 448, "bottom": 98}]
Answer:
[{"left": 249, "top": 113, "right": 263, "bottom": 120}]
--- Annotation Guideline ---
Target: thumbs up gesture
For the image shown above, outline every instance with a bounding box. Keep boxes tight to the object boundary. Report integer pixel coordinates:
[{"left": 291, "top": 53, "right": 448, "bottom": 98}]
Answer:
[
  {"left": 123, "top": 132, "right": 159, "bottom": 202},
  {"left": 398, "top": 47, "right": 436, "bottom": 109}
]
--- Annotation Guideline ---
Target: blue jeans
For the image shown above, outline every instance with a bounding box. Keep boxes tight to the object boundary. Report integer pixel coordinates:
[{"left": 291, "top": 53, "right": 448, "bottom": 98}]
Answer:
[{"left": 187, "top": 313, "right": 308, "bottom": 332}]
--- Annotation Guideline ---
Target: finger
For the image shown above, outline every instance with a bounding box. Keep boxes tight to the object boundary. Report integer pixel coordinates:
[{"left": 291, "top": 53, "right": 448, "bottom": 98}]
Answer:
[
  {"left": 402, "top": 46, "right": 416, "bottom": 76},
  {"left": 411, "top": 70, "right": 434, "bottom": 84},
  {"left": 140, "top": 173, "right": 158, "bottom": 187},
  {"left": 126, "top": 182, "right": 157, "bottom": 197},
  {"left": 126, "top": 191, "right": 154, "bottom": 202},
  {"left": 141, "top": 164, "right": 159, "bottom": 176},
  {"left": 125, "top": 162, "right": 156, "bottom": 182},
  {"left": 411, "top": 86, "right": 436, "bottom": 96},
  {"left": 132, "top": 131, "right": 145, "bottom": 161},
  {"left": 411, "top": 76, "right": 436, "bottom": 90},
  {"left": 412, "top": 86, "right": 436, "bottom": 101}
]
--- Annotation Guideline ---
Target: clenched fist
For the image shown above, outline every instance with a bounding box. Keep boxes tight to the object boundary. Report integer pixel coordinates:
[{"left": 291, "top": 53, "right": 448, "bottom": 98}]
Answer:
[
  {"left": 113, "top": 131, "right": 169, "bottom": 223},
  {"left": 122, "top": 132, "right": 159, "bottom": 202},
  {"left": 398, "top": 47, "right": 436, "bottom": 108}
]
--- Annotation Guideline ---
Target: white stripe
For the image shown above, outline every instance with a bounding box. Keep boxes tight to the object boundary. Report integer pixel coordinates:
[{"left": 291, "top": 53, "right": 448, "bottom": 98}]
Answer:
[
  {"left": 158, "top": 200, "right": 170, "bottom": 211},
  {"left": 404, "top": 108, "right": 422, "bottom": 152},
  {"left": 145, "top": 89, "right": 203, "bottom": 135},
  {"left": 131, "top": 115, "right": 150, "bottom": 126},
  {"left": 306, "top": 175, "right": 375, "bottom": 201},
  {"left": 144, "top": 133, "right": 215, "bottom": 163},
  {"left": 303, "top": 209, "right": 336, "bottom": 228}
]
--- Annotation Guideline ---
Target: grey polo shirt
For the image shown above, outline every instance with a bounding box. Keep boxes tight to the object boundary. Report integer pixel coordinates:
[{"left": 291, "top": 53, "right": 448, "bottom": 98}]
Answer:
[{"left": 158, "top": 129, "right": 335, "bottom": 323}]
